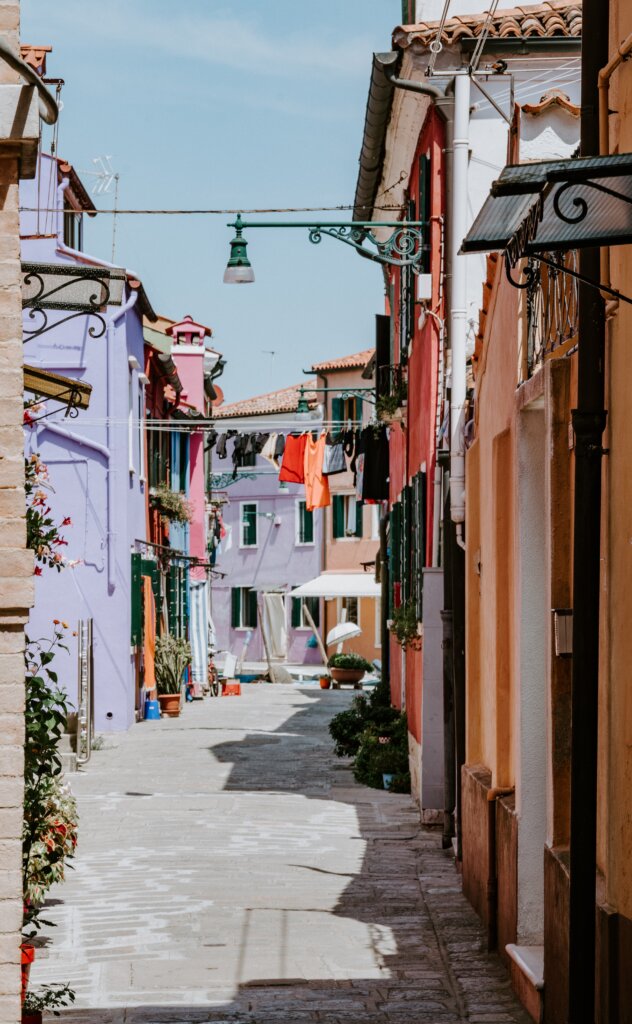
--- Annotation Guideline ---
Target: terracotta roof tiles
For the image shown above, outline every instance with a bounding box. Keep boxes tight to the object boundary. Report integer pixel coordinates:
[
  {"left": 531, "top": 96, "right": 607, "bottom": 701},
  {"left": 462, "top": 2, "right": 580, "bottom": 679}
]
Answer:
[
  {"left": 394, "top": 2, "right": 581, "bottom": 49},
  {"left": 214, "top": 381, "right": 318, "bottom": 419},
  {"left": 310, "top": 348, "right": 375, "bottom": 372}
]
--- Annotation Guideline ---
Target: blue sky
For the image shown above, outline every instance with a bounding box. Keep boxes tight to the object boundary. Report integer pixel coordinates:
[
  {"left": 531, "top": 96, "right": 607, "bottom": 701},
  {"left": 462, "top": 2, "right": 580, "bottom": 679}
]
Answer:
[{"left": 22, "top": 1, "right": 400, "bottom": 401}]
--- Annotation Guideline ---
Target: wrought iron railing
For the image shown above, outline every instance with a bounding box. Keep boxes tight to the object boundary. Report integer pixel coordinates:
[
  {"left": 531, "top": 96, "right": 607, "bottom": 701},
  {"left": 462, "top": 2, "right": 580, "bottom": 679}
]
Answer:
[
  {"left": 377, "top": 363, "right": 406, "bottom": 402},
  {"left": 525, "top": 250, "right": 579, "bottom": 378}
]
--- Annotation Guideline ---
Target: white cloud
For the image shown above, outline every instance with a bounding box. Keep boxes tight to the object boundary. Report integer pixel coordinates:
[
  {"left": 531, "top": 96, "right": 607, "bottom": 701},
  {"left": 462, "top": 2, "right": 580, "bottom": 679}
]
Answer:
[{"left": 32, "top": 0, "right": 375, "bottom": 80}]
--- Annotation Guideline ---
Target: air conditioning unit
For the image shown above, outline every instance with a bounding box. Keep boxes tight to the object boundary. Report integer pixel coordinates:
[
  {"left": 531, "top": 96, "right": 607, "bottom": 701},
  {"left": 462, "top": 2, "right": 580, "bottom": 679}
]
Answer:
[{"left": 416, "top": 273, "right": 433, "bottom": 301}]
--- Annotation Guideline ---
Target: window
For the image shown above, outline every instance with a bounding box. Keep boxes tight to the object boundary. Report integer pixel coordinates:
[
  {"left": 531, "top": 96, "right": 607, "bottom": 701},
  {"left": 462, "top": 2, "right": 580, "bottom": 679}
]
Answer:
[
  {"left": 332, "top": 395, "right": 363, "bottom": 433},
  {"left": 296, "top": 500, "right": 314, "bottom": 545},
  {"left": 332, "top": 494, "right": 363, "bottom": 539},
  {"left": 291, "top": 594, "right": 320, "bottom": 629},
  {"left": 240, "top": 502, "right": 258, "bottom": 547},
  {"left": 337, "top": 596, "right": 359, "bottom": 626},
  {"left": 231, "top": 587, "right": 258, "bottom": 629},
  {"left": 63, "top": 200, "right": 83, "bottom": 251}
]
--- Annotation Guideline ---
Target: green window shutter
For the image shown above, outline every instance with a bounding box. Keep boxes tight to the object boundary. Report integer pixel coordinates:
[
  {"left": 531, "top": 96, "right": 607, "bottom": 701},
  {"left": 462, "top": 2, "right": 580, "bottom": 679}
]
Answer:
[
  {"left": 391, "top": 502, "right": 402, "bottom": 583},
  {"left": 307, "top": 596, "right": 320, "bottom": 628},
  {"left": 332, "top": 397, "right": 344, "bottom": 433},
  {"left": 355, "top": 500, "right": 363, "bottom": 538},
  {"left": 333, "top": 495, "right": 344, "bottom": 539},
  {"left": 291, "top": 596, "right": 302, "bottom": 628},
  {"left": 303, "top": 507, "right": 314, "bottom": 544},
  {"left": 247, "top": 588, "right": 258, "bottom": 628},
  {"left": 231, "top": 587, "right": 241, "bottom": 628},
  {"left": 242, "top": 504, "right": 257, "bottom": 546},
  {"left": 131, "top": 553, "right": 142, "bottom": 645}
]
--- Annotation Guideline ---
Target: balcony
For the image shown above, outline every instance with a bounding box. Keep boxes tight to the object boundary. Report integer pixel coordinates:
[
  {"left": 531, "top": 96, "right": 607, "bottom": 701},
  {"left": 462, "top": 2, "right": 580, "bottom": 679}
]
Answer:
[{"left": 524, "top": 251, "right": 579, "bottom": 379}]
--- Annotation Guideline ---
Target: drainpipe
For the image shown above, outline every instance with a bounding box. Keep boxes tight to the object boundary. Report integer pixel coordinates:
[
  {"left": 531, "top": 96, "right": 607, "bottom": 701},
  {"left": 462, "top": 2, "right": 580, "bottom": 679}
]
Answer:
[
  {"left": 106, "top": 288, "right": 139, "bottom": 593},
  {"left": 382, "top": 62, "right": 444, "bottom": 102},
  {"left": 568, "top": 0, "right": 608, "bottom": 1019},
  {"left": 597, "top": 31, "right": 632, "bottom": 293}
]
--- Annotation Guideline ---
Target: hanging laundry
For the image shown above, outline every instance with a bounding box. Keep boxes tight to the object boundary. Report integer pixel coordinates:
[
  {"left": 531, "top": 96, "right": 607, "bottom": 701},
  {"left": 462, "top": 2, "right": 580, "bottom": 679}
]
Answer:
[
  {"left": 304, "top": 432, "right": 331, "bottom": 511},
  {"left": 216, "top": 433, "right": 229, "bottom": 459},
  {"left": 322, "top": 437, "right": 346, "bottom": 476},
  {"left": 279, "top": 433, "right": 308, "bottom": 484},
  {"left": 361, "top": 425, "right": 389, "bottom": 501},
  {"left": 346, "top": 495, "right": 358, "bottom": 536},
  {"left": 274, "top": 434, "right": 286, "bottom": 460},
  {"left": 261, "top": 433, "right": 280, "bottom": 468},
  {"left": 205, "top": 429, "right": 218, "bottom": 451}
]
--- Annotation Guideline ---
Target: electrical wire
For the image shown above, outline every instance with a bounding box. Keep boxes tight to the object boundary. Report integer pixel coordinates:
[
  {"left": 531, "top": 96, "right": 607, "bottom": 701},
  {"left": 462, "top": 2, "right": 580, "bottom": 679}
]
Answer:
[
  {"left": 468, "top": 0, "right": 501, "bottom": 74},
  {"left": 426, "top": 0, "right": 452, "bottom": 77},
  {"left": 19, "top": 203, "right": 406, "bottom": 217}
]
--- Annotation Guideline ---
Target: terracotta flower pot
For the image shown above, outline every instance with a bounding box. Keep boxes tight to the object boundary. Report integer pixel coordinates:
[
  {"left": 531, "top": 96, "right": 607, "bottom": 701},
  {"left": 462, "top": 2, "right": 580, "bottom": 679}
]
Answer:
[
  {"left": 157, "top": 692, "right": 181, "bottom": 717},
  {"left": 20, "top": 944, "right": 34, "bottom": 1004},
  {"left": 319, "top": 676, "right": 331, "bottom": 690},
  {"left": 330, "top": 668, "right": 365, "bottom": 688}
]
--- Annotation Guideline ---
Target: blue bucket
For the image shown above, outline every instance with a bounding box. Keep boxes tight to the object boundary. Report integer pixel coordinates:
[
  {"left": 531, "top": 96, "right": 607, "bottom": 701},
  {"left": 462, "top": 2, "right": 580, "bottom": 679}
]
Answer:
[
  {"left": 144, "top": 699, "right": 161, "bottom": 720},
  {"left": 383, "top": 773, "right": 395, "bottom": 790}
]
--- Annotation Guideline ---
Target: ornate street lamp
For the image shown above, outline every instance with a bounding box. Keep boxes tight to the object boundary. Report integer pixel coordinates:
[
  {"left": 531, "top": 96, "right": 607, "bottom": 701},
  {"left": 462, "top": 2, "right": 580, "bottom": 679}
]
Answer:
[{"left": 223, "top": 213, "right": 426, "bottom": 282}]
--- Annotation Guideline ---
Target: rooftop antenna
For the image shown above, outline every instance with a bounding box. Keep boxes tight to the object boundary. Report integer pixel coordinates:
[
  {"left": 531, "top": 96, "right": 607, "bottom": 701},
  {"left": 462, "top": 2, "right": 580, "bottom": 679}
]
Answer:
[
  {"left": 262, "top": 349, "right": 277, "bottom": 385},
  {"left": 79, "top": 155, "right": 120, "bottom": 262}
]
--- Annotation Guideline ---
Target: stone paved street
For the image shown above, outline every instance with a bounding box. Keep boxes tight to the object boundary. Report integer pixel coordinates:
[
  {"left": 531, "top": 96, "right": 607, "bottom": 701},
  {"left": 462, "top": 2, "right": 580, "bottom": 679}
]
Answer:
[{"left": 34, "top": 685, "right": 530, "bottom": 1023}]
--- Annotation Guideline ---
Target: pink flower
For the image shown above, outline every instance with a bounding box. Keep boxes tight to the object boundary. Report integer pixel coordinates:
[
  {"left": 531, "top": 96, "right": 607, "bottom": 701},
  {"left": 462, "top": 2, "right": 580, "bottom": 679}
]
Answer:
[
  {"left": 62, "top": 517, "right": 72, "bottom": 526},
  {"left": 33, "top": 567, "right": 42, "bottom": 576}
]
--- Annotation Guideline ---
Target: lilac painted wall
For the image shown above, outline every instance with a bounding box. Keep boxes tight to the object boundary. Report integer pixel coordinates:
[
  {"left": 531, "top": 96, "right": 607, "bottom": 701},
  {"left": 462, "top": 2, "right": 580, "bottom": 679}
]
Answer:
[
  {"left": 22, "top": 155, "right": 148, "bottom": 731},
  {"left": 210, "top": 430, "right": 323, "bottom": 666}
]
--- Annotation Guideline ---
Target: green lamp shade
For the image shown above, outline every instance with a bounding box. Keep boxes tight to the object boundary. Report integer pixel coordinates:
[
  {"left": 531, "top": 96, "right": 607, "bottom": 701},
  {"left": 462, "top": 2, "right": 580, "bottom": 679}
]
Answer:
[{"left": 224, "top": 216, "right": 255, "bottom": 284}]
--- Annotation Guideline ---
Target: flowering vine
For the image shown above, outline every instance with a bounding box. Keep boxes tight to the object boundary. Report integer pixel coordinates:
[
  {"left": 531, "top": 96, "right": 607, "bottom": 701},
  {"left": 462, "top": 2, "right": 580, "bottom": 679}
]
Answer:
[{"left": 25, "top": 454, "right": 73, "bottom": 573}]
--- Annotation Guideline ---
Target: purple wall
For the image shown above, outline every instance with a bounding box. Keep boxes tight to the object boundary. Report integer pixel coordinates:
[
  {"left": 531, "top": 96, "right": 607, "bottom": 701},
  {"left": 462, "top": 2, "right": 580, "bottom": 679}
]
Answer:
[
  {"left": 210, "top": 436, "right": 322, "bottom": 666},
  {"left": 22, "top": 155, "right": 148, "bottom": 731}
]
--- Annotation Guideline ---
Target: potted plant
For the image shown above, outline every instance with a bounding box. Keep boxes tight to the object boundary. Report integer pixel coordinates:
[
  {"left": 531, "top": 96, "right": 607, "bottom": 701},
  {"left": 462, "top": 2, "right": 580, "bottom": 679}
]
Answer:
[
  {"left": 22, "top": 983, "right": 75, "bottom": 1024},
  {"left": 389, "top": 600, "right": 422, "bottom": 650},
  {"left": 327, "top": 652, "right": 373, "bottom": 689},
  {"left": 319, "top": 675, "right": 331, "bottom": 690},
  {"left": 149, "top": 484, "right": 193, "bottom": 527},
  {"left": 155, "top": 634, "right": 191, "bottom": 717},
  {"left": 376, "top": 380, "right": 408, "bottom": 425}
]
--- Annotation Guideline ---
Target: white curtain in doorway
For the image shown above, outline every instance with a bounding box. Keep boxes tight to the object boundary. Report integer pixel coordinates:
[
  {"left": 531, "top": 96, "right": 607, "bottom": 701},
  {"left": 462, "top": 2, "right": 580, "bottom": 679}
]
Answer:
[
  {"left": 190, "top": 580, "right": 208, "bottom": 685},
  {"left": 263, "top": 592, "right": 287, "bottom": 659}
]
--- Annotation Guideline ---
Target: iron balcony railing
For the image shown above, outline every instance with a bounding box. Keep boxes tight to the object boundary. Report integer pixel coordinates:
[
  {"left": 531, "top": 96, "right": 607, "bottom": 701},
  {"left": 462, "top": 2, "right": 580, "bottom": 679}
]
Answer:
[
  {"left": 525, "top": 250, "right": 579, "bottom": 378},
  {"left": 377, "top": 363, "right": 407, "bottom": 402}
]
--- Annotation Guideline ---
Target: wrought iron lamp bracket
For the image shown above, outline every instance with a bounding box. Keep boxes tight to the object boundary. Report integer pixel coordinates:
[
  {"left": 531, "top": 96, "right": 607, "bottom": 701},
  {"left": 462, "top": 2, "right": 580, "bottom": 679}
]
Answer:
[{"left": 21, "top": 263, "right": 114, "bottom": 343}]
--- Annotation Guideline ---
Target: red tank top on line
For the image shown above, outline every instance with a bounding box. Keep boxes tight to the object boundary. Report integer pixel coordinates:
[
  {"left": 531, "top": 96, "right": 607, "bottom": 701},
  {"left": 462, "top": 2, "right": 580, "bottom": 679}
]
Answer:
[{"left": 279, "top": 433, "right": 308, "bottom": 484}]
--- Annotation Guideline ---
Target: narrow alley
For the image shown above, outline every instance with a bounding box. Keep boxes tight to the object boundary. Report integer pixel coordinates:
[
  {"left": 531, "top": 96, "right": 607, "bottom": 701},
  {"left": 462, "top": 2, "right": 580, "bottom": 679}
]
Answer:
[{"left": 33, "top": 687, "right": 530, "bottom": 1024}]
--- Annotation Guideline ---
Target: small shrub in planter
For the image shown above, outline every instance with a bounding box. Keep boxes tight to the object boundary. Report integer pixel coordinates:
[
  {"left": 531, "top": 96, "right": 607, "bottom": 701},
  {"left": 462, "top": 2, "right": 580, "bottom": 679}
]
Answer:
[
  {"left": 150, "top": 485, "right": 193, "bottom": 526},
  {"left": 155, "top": 635, "right": 191, "bottom": 695},
  {"left": 328, "top": 676, "right": 398, "bottom": 757},
  {"left": 327, "top": 653, "right": 373, "bottom": 673},
  {"left": 389, "top": 600, "right": 421, "bottom": 650},
  {"left": 353, "top": 713, "right": 410, "bottom": 790},
  {"left": 23, "top": 983, "right": 75, "bottom": 1022}
]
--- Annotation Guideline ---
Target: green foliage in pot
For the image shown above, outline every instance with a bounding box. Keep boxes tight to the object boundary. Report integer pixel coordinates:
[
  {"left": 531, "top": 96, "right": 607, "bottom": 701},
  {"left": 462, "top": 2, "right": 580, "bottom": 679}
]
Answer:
[
  {"left": 389, "top": 599, "right": 420, "bottom": 649},
  {"left": 150, "top": 484, "right": 193, "bottom": 526},
  {"left": 23, "top": 627, "right": 77, "bottom": 935},
  {"left": 328, "top": 675, "right": 398, "bottom": 757},
  {"left": 327, "top": 652, "right": 373, "bottom": 672},
  {"left": 23, "top": 983, "right": 75, "bottom": 1015},
  {"left": 353, "top": 712, "right": 410, "bottom": 790},
  {"left": 376, "top": 381, "right": 407, "bottom": 421},
  {"left": 155, "top": 634, "right": 191, "bottom": 695}
]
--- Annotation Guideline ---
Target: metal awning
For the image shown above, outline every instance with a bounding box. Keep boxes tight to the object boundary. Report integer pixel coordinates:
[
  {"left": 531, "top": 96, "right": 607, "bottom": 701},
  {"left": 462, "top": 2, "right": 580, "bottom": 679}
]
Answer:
[
  {"left": 290, "top": 572, "right": 380, "bottom": 600},
  {"left": 24, "top": 364, "right": 92, "bottom": 412},
  {"left": 461, "top": 153, "right": 632, "bottom": 303}
]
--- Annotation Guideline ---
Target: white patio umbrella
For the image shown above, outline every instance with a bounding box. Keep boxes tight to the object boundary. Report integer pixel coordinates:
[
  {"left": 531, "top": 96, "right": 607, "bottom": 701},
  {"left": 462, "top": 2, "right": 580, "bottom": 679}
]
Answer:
[{"left": 326, "top": 622, "right": 362, "bottom": 647}]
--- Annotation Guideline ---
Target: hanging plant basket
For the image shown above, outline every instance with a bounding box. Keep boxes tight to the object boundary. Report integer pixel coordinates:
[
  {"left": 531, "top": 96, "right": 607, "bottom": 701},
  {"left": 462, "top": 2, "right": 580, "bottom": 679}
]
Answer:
[{"left": 389, "top": 600, "right": 421, "bottom": 650}]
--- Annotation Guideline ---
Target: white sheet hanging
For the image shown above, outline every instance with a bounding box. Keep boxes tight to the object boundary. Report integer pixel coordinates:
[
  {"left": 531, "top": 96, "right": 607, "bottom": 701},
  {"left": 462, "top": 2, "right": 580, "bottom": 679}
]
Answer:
[{"left": 263, "top": 592, "right": 288, "bottom": 659}]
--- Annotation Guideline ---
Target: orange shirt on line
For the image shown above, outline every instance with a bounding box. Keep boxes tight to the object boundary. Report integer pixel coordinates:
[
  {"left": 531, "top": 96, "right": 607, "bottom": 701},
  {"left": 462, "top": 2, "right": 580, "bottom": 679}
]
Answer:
[{"left": 304, "top": 432, "right": 331, "bottom": 511}]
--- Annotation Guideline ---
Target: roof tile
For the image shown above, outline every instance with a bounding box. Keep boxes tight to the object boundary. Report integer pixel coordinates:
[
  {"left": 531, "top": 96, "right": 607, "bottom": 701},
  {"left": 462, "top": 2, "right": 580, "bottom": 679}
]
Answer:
[
  {"left": 395, "top": 2, "right": 581, "bottom": 49},
  {"left": 214, "top": 380, "right": 318, "bottom": 419},
  {"left": 310, "top": 348, "right": 375, "bottom": 372}
]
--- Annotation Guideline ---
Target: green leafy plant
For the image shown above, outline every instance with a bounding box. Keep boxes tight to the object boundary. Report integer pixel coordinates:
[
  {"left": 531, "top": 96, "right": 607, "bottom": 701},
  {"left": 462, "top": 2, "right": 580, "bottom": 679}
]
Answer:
[
  {"left": 23, "top": 626, "right": 76, "bottom": 936},
  {"left": 155, "top": 634, "right": 191, "bottom": 695},
  {"left": 389, "top": 599, "right": 421, "bottom": 649},
  {"left": 327, "top": 652, "right": 373, "bottom": 672},
  {"left": 353, "top": 713, "right": 410, "bottom": 790},
  {"left": 376, "top": 381, "right": 407, "bottom": 421},
  {"left": 328, "top": 676, "right": 398, "bottom": 757},
  {"left": 150, "top": 484, "right": 193, "bottom": 525},
  {"left": 23, "top": 983, "right": 75, "bottom": 1015}
]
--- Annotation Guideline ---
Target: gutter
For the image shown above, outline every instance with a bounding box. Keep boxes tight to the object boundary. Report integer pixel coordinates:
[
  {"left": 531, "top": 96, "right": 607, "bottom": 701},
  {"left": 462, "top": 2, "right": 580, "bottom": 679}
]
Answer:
[{"left": 353, "top": 52, "right": 399, "bottom": 221}]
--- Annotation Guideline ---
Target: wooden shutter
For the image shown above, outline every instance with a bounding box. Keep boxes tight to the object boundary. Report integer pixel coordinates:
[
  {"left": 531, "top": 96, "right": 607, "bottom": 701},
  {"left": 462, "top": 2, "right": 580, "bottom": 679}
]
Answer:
[
  {"left": 247, "top": 588, "right": 258, "bottom": 628},
  {"left": 333, "top": 494, "right": 344, "bottom": 539},
  {"left": 307, "top": 596, "right": 320, "bottom": 628},
  {"left": 291, "top": 596, "right": 302, "bottom": 628},
  {"left": 355, "top": 500, "right": 363, "bottom": 538},
  {"left": 304, "top": 506, "right": 314, "bottom": 544},
  {"left": 331, "top": 397, "right": 344, "bottom": 434},
  {"left": 231, "top": 587, "right": 241, "bottom": 628},
  {"left": 131, "top": 553, "right": 142, "bottom": 645}
]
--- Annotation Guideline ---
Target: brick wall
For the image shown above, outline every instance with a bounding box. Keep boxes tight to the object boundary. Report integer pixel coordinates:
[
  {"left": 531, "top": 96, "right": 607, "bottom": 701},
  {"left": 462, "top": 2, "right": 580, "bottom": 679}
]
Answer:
[{"left": 0, "top": 4, "right": 36, "bottom": 1022}]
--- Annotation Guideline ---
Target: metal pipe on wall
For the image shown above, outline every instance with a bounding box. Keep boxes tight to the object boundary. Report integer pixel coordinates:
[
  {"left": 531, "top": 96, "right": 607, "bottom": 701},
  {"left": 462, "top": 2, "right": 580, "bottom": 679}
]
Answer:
[{"left": 567, "top": 0, "right": 609, "bottom": 1018}]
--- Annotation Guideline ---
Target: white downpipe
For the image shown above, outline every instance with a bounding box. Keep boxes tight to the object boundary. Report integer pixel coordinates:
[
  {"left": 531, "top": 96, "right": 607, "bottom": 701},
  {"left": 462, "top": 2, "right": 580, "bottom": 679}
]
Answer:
[
  {"left": 449, "top": 73, "right": 470, "bottom": 527},
  {"left": 106, "top": 289, "right": 139, "bottom": 593}
]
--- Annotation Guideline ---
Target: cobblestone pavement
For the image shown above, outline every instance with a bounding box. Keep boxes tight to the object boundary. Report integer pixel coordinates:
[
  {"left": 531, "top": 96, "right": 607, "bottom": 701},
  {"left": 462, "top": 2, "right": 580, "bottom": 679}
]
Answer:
[{"left": 34, "top": 685, "right": 530, "bottom": 1023}]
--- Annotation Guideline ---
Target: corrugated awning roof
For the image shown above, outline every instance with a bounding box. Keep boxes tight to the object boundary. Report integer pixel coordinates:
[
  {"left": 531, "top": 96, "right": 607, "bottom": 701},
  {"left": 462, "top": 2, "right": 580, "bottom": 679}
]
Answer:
[{"left": 461, "top": 153, "right": 632, "bottom": 259}]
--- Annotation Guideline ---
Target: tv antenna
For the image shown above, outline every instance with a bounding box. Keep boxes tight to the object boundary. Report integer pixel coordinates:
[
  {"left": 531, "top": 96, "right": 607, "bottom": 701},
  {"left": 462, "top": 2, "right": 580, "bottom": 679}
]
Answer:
[{"left": 79, "top": 156, "right": 120, "bottom": 262}]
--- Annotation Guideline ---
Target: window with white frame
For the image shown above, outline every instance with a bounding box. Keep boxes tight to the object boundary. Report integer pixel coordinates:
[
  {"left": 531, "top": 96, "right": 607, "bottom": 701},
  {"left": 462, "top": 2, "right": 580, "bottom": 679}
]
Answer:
[
  {"left": 240, "top": 502, "right": 258, "bottom": 547},
  {"left": 371, "top": 505, "right": 380, "bottom": 540},
  {"left": 295, "top": 500, "right": 314, "bottom": 545},
  {"left": 291, "top": 593, "right": 320, "bottom": 630},
  {"left": 332, "top": 494, "right": 363, "bottom": 539},
  {"left": 336, "top": 595, "right": 359, "bottom": 626},
  {"left": 231, "top": 587, "right": 258, "bottom": 628}
]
